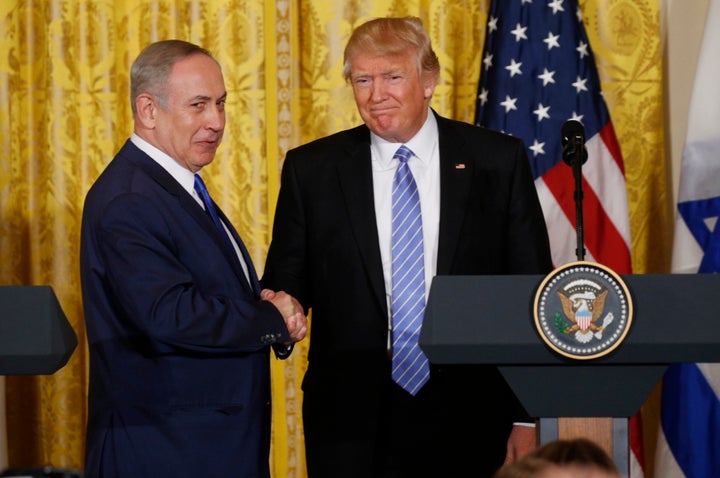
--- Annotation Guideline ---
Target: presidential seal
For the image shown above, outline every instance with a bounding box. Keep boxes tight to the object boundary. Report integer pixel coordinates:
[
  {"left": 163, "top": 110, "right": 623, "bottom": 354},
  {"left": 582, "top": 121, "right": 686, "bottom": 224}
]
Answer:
[{"left": 533, "top": 261, "right": 633, "bottom": 360}]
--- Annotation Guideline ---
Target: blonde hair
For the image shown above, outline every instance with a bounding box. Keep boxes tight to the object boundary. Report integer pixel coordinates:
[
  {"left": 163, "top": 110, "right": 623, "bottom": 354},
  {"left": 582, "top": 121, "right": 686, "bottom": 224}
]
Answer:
[{"left": 342, "top": 16, "right": 439, "bottom": 83}]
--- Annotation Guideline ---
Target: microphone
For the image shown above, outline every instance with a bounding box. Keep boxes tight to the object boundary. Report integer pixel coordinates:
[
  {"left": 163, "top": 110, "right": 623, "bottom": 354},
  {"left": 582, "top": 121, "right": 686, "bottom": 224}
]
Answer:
[{"left": 561, "top": 120, "right": 588, "bottom": 166}]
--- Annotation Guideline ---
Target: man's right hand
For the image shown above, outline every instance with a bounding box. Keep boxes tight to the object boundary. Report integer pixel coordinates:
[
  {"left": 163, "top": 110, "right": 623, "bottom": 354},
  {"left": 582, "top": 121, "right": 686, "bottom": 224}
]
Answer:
[{"left": 261, "top": 289, "right": 308, "bottom": 342}]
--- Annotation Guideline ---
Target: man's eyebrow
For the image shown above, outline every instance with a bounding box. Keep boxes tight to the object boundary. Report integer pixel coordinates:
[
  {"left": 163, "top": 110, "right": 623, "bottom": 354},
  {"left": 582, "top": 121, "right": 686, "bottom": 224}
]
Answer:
[
  {"left": 188, "top": 92, "right": 227, "bottom": 102},
  {"left": 352, "top": 68, "right": 404, "bottom": 78},
  {"left": 189, "top": 94, "right": 211, "bottom": 102}
]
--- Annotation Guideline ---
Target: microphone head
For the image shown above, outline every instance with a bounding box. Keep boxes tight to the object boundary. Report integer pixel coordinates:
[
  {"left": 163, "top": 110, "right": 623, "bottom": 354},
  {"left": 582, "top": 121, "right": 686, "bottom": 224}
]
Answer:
[
  {"left": 561, "top": 119, "right": 588, "bottom": 166},
  {"left": 561, "top": 119, "right": 585, "bottom": 145}
]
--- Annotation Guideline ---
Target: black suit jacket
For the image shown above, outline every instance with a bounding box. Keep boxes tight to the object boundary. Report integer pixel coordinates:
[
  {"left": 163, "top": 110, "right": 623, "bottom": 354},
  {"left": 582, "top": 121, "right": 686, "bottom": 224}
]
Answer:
[{"left": 263, "top": 112, "right": 553, "bottom": 477}]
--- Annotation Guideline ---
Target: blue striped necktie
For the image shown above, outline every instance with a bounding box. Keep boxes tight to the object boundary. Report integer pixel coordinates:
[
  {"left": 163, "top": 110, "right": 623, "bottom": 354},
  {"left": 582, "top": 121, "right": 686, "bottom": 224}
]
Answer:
[
  {"left": 193, "top": 174, "right": 261, "bottom": 296},
  {"left": 390, "top": 145, "right": 430, "bottom": 395}
]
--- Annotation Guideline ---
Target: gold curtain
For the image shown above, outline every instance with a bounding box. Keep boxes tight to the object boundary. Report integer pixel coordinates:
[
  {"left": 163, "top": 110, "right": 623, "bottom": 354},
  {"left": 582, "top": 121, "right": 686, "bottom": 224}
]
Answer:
[{"left": 0, "top": 0, "right": 666, "bottom": 476}]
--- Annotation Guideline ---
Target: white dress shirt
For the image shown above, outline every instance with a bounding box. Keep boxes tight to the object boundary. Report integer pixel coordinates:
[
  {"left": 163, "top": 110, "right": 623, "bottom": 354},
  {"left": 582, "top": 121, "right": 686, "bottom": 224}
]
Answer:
[{"left": 371, "top": 109, "right": 440, "bottom": 329}]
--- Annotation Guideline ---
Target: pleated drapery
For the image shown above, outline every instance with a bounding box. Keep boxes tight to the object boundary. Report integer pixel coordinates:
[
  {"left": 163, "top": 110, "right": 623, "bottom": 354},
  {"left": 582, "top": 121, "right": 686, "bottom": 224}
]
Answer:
[{"left": 0, "top": 1, "right": 666, "bottom": 476}]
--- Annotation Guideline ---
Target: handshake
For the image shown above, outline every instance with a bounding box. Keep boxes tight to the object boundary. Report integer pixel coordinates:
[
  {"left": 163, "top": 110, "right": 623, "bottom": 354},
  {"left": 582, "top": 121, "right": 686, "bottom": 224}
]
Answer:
[{"left": 261, "top": 289, "right": 308, "bottom": 343}]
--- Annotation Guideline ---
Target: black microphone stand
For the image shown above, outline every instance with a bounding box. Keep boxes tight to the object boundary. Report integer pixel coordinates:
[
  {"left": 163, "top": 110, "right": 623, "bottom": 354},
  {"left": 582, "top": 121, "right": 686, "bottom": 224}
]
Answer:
[
  {"left": 572, "top": 150, "right": 586, "bottom": 261},
  {"left": 561, "top": 121, "right": 589, "bottom": 261}
]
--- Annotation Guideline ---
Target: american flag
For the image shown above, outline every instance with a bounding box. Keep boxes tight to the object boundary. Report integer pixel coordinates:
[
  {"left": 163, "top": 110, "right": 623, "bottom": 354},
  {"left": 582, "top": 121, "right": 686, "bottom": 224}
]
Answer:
[
  {"left": 474, "top": 0, "right": 641, "bottom": 475},
  {"left": 474, "top": 0, "right": 632, "bottom": 272}
]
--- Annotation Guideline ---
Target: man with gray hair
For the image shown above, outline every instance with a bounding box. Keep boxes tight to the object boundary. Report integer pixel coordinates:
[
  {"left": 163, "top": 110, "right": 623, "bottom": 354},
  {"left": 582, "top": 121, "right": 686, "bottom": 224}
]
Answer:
[{"left": 81, "top": 39, "right": 306, "bottom": 478}]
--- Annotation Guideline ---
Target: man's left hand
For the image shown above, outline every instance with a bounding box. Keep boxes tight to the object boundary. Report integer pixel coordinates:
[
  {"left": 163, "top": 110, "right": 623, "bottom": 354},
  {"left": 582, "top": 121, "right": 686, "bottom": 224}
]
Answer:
[{"left": 504, "top": 425, "right": 537, "bottom": 464}]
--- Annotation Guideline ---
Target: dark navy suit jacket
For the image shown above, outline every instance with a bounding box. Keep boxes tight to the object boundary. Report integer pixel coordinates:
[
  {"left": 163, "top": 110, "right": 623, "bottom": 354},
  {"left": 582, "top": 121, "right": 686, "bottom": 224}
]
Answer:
[
  {"left": 81, "top": 140, "right": 290, "bottom": 478},
  {"left": 263, "top": 112, "right": 554, "bottom": 477}
]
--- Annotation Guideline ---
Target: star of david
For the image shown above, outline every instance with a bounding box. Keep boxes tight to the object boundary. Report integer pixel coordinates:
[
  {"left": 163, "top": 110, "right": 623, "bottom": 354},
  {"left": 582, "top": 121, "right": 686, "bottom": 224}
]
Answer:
[{"left": 678, "top": 196, "right": 720, "bottom": 273}]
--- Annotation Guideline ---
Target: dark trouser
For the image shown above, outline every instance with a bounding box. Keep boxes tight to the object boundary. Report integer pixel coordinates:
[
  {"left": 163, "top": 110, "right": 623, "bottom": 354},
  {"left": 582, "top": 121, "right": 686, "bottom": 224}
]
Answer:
[{"left": 304, "top": 365, "right": 521, "bottom": 478}]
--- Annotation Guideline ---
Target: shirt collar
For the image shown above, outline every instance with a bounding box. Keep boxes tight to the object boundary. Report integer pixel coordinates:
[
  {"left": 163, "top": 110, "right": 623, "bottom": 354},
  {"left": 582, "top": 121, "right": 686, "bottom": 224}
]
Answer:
[
  {"left": 130, "top": 133, "right": 197, "bottom": 197},
  {"left": 371, "top": 108, "right": 438, "bottom": 168}
]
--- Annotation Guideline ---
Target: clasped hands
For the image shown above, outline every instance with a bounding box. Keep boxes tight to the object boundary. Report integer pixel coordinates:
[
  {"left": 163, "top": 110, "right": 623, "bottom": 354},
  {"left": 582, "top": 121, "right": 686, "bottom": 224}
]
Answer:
[{"left": 260, "top": 289, "right": 308, "bottom": 343}]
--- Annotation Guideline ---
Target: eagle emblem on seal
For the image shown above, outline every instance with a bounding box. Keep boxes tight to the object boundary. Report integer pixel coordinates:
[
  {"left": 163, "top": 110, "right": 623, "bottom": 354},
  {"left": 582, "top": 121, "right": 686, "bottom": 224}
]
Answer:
[
  {"left": 534, "top": 261, "right": 633, "bottom": 360},
  {"left": 556, "top": 279, "right": 614, "bottom": 344}
]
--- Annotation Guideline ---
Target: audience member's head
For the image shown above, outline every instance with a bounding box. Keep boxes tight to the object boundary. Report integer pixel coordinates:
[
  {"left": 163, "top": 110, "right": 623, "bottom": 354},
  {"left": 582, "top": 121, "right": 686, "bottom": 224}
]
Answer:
[
  {"left": 494, "top": 438, "right": 623, "bottom": 478},
  {"left": 493, "top": 456, "right": 568, "bottom": 478},
  {"left": 532, "top": 438, "right": 621, "bottom": 477}
]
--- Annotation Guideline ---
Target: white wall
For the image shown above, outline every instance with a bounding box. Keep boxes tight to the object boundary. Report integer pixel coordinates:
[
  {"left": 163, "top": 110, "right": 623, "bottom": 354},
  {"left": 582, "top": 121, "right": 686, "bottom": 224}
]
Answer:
[{"left": 664, "top": 0, "right": 709, "bottom": 205}]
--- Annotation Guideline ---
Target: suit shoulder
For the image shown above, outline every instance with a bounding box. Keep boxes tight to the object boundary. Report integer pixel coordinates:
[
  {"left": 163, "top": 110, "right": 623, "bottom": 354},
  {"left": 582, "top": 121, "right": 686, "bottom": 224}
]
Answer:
[
  {"left": 84, "top": 142, "right": 170, "bottom": 211},
  {"left": 438, "top": 115, "right": 524, "bottom": 149},
  {"left": 286, "top": 125, "right": 369, "bottom": 159}
]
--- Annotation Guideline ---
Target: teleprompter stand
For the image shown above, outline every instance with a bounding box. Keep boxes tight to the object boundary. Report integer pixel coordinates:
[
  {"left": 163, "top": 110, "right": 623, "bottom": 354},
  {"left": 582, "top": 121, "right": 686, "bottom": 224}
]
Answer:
[
  {"left": 419, "top": 273, "right": 720, "bottom": 475},
  {"left": 0, "top": 287, "right": 80, "bottom": 478},
  {"left": 0, "top": 286, "right": 77, "bottom": 375}
]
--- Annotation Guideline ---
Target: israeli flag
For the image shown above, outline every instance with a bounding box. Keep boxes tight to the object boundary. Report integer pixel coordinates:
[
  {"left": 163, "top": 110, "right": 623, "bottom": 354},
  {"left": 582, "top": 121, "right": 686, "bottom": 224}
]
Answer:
[{"left": 655, "top": 1, "right": 720, "bottom": 477}]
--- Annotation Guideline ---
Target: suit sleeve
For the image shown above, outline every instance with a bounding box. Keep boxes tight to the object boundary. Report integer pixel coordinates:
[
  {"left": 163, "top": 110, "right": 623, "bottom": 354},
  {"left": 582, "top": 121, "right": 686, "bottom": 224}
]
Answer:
[
  {"left": 89, "top": 193, "right": 291, "bottom": 354},
  {"left": 505, "top": 137, "right": 554, "bottom": 274},
  {"left": 262, "top": 152, "right": 311, "bottom": 311}
]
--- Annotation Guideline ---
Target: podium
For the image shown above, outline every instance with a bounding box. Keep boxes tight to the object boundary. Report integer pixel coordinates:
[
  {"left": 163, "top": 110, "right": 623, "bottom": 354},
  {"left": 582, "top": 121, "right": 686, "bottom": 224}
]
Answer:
[
  {"left": 419, "top": 273, "right": 720, "bottom": 474},
  {"left": 0, "top": 286, "right": 77, "bottom": 375}
]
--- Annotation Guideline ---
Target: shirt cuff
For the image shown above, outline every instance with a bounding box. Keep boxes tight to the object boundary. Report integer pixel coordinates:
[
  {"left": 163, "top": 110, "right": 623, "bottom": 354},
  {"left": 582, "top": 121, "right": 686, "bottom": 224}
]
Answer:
[{"left": 512, "top": 422, "right": 536, "bottom": 428}]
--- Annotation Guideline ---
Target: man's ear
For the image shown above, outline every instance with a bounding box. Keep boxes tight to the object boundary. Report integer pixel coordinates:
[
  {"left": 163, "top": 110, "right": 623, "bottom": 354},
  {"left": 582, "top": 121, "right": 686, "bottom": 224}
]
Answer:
[
  {"left": 423, "top": 72, "right": 439, "bottom": 100},
  {"left": 135, "top": 93, "right": 157, "bottom": 129}
]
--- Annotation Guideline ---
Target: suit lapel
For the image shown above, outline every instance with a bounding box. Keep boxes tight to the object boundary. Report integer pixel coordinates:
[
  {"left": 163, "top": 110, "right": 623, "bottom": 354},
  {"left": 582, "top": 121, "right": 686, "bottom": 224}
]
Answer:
[
  {"left": 177, "top": 186, "right": 256, "bottom": 295},
  {"left": 216, "top": 207, "right": 261, "bottom": 296},
  {"left": 436, "top": 114, "right": 474, "bottom": 276},
  {"left": 187, "top": 197, "right": 255, "bottom": 295},
  {"left": 336, "top": 128, "right": 388, "bottom": 315},
  {"left": 123, "top": 141, "right": 254, "bottom": 293}
]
